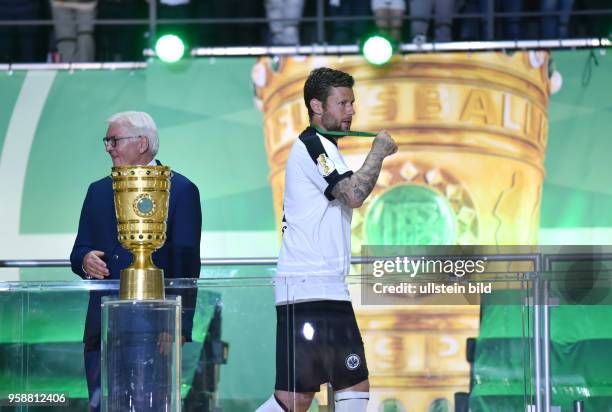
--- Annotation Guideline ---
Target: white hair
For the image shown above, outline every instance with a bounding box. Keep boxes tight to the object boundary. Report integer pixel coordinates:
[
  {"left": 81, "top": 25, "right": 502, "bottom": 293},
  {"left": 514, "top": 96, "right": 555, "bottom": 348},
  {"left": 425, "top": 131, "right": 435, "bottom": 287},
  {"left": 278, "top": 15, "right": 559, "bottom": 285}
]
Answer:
[{"left": 107, "top": 111, "right": 159, "bottom": 155}]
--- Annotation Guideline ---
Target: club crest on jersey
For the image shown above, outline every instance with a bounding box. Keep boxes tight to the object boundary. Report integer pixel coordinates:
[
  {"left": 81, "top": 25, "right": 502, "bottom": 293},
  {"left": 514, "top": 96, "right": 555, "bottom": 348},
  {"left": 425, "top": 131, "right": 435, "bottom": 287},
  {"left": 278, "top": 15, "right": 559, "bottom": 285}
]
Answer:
[
  {"left": 345, "top": 354, "right": 361, "bottom": 370},
  {"left": 316, "top": 154, "right": 335, "bottom": 177}
]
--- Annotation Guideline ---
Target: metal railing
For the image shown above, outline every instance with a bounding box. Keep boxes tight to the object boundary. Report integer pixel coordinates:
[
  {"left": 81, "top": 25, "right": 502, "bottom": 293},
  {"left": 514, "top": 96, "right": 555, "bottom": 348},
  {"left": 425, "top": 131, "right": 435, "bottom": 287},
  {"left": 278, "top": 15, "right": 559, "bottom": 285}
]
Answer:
[
  {"left": 0, "top": 36, "right": 608, "bottom": 72},
  {"left": 0, "top": 252, "right": 541, "bottom": 268},
  {"left": 0, "top": 3, "right": 610, "bottom": 53},
  {"left": 0, "top": 257, "right": 277, "bottom": 267}
]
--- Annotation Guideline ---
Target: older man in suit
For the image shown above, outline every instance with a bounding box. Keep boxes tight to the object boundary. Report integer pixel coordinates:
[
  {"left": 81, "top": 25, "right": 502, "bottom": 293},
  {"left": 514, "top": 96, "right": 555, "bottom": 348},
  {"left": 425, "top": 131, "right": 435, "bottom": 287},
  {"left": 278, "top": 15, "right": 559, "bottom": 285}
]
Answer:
[{"left": 70, "top": 111, "right": 201, "bottom": 411}]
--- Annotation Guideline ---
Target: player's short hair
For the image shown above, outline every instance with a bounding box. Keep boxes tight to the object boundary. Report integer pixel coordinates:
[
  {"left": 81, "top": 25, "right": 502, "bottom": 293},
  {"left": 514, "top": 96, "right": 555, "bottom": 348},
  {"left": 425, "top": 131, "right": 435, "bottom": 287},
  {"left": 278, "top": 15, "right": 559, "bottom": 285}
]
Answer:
[{"left": 303, "top": 67, "right": 354, "bottom": 120}]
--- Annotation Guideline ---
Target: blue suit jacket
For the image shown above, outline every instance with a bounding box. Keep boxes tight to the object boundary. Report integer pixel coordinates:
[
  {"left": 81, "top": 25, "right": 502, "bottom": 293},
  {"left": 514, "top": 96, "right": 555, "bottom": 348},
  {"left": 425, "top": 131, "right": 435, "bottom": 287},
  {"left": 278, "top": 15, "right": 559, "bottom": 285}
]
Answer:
[{"left": 70, "top": 164, "right": 202, "bottom": 350}]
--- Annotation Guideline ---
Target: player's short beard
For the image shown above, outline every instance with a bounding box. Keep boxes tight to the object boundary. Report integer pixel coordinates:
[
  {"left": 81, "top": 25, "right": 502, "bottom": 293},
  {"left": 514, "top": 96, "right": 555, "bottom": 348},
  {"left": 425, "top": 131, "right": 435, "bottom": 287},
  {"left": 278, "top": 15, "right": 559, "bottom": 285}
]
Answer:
[{"left": 321, "top": 110, "right": 346, "bottom": 132}]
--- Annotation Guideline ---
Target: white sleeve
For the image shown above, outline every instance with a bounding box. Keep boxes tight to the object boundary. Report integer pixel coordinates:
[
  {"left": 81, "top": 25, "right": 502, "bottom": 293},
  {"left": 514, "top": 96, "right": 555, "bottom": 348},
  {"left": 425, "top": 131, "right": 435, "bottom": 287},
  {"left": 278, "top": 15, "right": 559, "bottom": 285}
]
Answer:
[{"left": 296, "top": 136, "right": 353, "bottom": 201}]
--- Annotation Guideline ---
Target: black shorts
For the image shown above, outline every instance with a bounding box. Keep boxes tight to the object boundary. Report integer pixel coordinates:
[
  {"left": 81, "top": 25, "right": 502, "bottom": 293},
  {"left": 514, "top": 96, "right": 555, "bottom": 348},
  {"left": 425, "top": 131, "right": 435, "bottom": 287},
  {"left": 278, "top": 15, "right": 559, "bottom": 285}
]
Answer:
[{"left": 274, "top": 300, "right": 369, "bottom": 393}]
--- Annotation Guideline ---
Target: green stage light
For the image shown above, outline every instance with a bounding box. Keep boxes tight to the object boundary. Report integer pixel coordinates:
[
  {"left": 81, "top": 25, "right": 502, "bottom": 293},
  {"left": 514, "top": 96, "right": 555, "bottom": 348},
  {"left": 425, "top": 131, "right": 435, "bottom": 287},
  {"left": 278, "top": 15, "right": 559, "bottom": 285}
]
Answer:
[
  {"left": 362, "top": 35, "right": 393, "bottom": 65},
  {"left": 155, "top": 34, "right": 185, "bottom": 63}
]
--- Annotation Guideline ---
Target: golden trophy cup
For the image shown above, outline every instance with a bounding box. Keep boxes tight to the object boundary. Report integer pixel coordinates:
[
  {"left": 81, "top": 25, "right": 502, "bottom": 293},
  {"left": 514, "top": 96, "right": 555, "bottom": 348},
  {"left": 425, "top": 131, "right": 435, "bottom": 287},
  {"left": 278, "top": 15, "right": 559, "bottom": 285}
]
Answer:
[{"left": 111, "top": 165, "right": 172, "bottom": 300}]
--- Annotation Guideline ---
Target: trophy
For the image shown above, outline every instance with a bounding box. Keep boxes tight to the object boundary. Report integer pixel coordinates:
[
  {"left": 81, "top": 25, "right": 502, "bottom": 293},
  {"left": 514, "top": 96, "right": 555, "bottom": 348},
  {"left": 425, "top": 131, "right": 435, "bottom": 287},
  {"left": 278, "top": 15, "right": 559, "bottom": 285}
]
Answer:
[
  {"left": 111, "top": 165, "right": 172, "bottom": 300},
  {"left": 104, "top": 165, "right": 181, "bottom": 412}
]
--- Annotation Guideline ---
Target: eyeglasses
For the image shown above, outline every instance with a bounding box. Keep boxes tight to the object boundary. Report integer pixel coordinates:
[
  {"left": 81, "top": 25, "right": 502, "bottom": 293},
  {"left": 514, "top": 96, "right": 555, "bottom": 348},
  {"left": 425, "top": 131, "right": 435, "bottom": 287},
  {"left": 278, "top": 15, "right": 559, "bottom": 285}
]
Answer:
[{"left": 102, "top": 135, "right": 142, "bottom": 148}]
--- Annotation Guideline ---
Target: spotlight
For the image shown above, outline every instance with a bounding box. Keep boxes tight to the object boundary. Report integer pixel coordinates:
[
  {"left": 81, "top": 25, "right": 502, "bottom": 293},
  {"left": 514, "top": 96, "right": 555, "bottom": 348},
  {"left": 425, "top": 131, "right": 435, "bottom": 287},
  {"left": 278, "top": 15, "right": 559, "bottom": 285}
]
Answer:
[
  {"left": 362, "top": 35, "right": 394, "bottom": 66},
  {"left": 155, "top": 34, "right": 186, "bottom": 63}
]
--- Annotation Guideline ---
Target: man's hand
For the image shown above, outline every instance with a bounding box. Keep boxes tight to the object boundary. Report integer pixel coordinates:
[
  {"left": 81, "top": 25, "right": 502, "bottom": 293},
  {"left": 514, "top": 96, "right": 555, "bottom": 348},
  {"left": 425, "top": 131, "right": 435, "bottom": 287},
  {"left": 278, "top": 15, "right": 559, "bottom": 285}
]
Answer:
[
  {"left": 83, "top": 250, "right": 109, "bottom": 279},
  {"left": 372, "top": 130, "right": 398, "bottom": 158},
  {"left": 331, "top": 129, "right": 398, "bottom": 208}
]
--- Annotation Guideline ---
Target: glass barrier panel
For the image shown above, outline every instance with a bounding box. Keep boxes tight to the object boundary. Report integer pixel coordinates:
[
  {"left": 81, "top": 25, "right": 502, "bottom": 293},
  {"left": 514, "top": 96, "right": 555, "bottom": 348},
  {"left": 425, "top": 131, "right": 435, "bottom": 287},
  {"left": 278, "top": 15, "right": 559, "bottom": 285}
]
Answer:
[
  {"left": 540, "top": 266, "right": 612, "bottom": 411},
  {"left": 0, "top": 275, "right": 284, "bottom": 412},
  {"left": 8, "top": 266, "right": 602, "bottom": 411}
]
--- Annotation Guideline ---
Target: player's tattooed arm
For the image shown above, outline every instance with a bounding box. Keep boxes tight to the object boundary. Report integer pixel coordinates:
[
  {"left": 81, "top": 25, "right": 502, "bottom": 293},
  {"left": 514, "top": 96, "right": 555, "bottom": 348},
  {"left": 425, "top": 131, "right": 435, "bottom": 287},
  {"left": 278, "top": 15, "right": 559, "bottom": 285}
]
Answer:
[{"left": 331, "top": 130, "right": 397, "bottom": 208}]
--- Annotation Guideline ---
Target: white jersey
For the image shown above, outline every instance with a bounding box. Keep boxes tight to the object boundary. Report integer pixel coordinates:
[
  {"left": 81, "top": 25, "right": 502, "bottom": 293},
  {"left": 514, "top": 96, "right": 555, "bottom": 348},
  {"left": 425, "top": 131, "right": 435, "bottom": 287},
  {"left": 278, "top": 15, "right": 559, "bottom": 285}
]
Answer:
[{"left": 275, "top": 127, "right": 354, "bottom": 304}]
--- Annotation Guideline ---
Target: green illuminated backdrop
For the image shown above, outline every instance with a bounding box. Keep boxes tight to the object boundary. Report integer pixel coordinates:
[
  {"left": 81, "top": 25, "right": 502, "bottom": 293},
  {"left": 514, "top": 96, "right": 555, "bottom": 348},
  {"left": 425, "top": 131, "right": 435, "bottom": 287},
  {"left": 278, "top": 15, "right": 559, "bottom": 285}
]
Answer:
[{"left": 0, "top": 50, "right": 611, "bottom": 411}]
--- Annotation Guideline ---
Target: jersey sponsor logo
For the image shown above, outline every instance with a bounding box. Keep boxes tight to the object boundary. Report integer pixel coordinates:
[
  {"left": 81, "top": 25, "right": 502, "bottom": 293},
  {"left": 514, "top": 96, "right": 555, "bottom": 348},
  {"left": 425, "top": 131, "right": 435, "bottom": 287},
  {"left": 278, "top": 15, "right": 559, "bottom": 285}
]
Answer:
[
  {"left": 345, "top": 353, "right": 361, "bottom": 370},
  {"left": 316, "top": 154, "right": 335, "bottom": 177}
]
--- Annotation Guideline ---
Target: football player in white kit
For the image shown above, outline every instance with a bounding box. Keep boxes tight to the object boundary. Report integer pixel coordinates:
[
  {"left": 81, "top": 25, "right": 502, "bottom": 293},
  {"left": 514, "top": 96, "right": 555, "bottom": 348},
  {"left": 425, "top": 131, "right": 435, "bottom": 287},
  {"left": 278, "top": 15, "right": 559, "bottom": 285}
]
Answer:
[{"left": 256, "top": 67, "right": 397, "bottom": 412}]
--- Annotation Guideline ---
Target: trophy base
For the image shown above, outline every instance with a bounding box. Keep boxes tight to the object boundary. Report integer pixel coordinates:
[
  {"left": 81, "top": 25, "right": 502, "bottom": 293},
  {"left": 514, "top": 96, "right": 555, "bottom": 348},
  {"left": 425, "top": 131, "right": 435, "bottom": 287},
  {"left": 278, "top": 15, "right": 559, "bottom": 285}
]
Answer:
[
  {"left": 119, "top": 268, "right": 165, "bottom": 300},
  {"left": 101, "top": 296, "right": 181, "bottom": 411}
]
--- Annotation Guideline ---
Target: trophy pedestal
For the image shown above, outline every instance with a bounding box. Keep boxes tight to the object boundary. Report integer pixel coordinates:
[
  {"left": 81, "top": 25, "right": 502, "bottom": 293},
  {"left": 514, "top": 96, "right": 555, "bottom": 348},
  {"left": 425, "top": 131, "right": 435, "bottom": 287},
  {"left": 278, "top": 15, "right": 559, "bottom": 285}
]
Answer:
[
  {"left": 101, "top": 296, "right": 182, "bottom": 412},
  {"left": 119, "top": 268, "right": 165, "bottom": 300}
]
